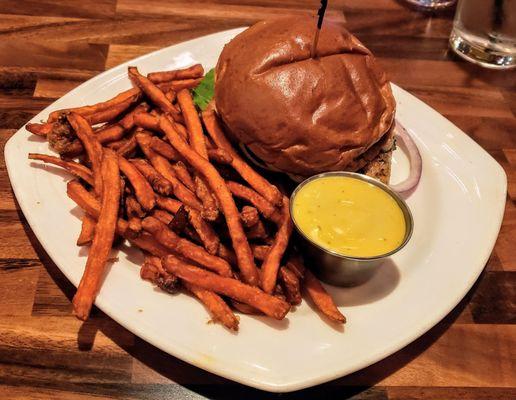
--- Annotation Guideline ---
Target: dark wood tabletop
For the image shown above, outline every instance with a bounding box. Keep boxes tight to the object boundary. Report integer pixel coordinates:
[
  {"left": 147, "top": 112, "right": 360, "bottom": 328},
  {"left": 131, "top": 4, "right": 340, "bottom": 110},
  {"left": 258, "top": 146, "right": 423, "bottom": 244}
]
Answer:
[{"left": 0, "top": 1, "right": 515, "bottom": 399}]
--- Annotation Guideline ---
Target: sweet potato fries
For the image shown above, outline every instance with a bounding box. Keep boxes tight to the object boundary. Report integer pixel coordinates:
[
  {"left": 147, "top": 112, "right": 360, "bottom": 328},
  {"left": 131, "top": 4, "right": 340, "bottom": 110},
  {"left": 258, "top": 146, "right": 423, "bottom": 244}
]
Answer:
[{"left": 26, "top": 63, "right": 345, "bottom": 330}]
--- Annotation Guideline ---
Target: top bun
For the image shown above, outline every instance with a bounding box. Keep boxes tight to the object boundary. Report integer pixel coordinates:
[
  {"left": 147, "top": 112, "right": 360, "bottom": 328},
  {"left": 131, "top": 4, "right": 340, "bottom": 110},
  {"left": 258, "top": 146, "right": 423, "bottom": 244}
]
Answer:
[{"left": 214, "top": 16, "right": 395, "bottom": 177}]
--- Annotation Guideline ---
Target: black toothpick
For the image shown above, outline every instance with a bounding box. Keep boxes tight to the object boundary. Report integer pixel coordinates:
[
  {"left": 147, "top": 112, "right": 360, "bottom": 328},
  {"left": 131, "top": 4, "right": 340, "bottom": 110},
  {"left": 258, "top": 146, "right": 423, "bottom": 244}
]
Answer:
[{"left": 311, "top": 0, "right": 328, "bottom": 58}]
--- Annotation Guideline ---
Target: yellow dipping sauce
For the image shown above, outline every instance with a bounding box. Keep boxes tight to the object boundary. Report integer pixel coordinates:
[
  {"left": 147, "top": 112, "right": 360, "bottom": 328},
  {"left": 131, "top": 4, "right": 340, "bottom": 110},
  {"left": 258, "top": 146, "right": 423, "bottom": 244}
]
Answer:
[{"left": 292, "top": 176, "right": 406, "bottom": 258}]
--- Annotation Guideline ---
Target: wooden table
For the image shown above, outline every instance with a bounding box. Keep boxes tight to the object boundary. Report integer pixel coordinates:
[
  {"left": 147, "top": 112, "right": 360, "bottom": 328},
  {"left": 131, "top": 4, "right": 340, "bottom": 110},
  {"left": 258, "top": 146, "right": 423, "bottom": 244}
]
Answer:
[{"left": 0, "top": 1, "right": 515, "bottom": 398}]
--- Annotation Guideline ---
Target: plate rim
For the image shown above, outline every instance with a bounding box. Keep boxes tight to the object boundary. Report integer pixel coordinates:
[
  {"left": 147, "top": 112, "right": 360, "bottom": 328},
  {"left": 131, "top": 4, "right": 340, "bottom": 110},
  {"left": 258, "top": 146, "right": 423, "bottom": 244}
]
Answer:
[{"left": 4, "top": 28, "right": 508, "bottom": 392}]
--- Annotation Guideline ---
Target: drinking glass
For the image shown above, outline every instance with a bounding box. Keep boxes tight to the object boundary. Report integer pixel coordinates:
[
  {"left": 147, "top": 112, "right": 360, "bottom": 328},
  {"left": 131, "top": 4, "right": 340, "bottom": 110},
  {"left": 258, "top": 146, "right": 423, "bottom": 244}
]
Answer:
[
  {"left": 403, "top": 0, "right": 457, "bottom": 9},
  {"left": 449, "top": 0, "right": 516, "bottom": 69}
]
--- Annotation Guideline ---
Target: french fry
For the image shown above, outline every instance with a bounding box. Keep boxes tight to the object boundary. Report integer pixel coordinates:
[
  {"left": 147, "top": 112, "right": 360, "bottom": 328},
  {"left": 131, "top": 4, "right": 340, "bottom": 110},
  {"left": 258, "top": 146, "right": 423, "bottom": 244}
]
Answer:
[
  {"left": 162, "top": 203, "right": 240, "bottom": 251},
  {"left": 67, "top": 113, "right": 103, "bottom": 195},
  {"left": 177, "top": 89, "right": 208, "bottom": 159},
  {"left": 226, "top": 181, "right": 281, "bottom": 224},
  {"left": 67, "top": 180, "right": 129, "bottom": 236},
  {"left": 173, "top": 121, "right": 189, "bottom": 141},
  {"left": 246, "top": 220, "right": 267, "bottom": 240},
  {"left": 106, "top": 138, "right": 126, "bottom": 150},
  {"left": 157, "top": 193, "right": 256, "bottom": 241},
  {"left": 217, "top": 244, "right": 237, "bottom": 266},
  {"left": 183, "top": 281, "right": 239, "bottom": 331},
  {"left": 150, "top": 136, "right": 182, "bottom": 161},
  {"left": 28, "top": 153, "right": 94, "bottom": 186},
  {"left": 251, "top": 244, "right": 271, "bottom": 261},
  {"left": 72, "top": 149, "right": 120, "bottom": 320},
  {"left": 150, "top": 209, "right": 199, "bottom": 246},
  {"left": 26, "top": 122, "right": 52, "bottom": 136},
  {"left": 164, "top": 90, "right": 176, "bottom": 102},
  {"left": 116, "top": 132, "right": 138, "bottom": 158},
  {"left": 128, "top": 217, "right": 143, "bottom": 236},
  {"left": 304, "top": 269, "right": 346, "bottom": 323},
  {"left": 134, "top": 112, "right": 160, "bottom": 131},
  {"left": 274, "top": 283, "right": 287, "bottom": 302},
  {"left": 142, "top": 209, "right": 221, "bottom": 274},
  {"left": 96, "top": 103, "right": 149, "bottom": 144},
  {"left": 285, "top": 254, "right": 305, "bottom": 279},
  {"left": 240, "top": 205, "right": 259, "bottom": 228},
  {"left": 59, "top": 141, "right": 84, "bottom": 158},
  {"left": 142, "top": 216, "right": 232, "bottom": 278},
  {"left": 84, "top": 97, "right": 136, "bottom": 126},
  {"left": 208, "top": 148, "right": 233, "bottom": 165},
  {"left": 149, "top": 256, "right": 179, "bottom": 288},
  {"left": 163, "top": 255, "right": 290, "bottom": 320},
  {"left": 205, "top": 136, "right": 216, "bottom": 151},
  {"left": 285, "top": 255, "right": 345, "bottom": 323},
  {"left": 172, "top": 161, "right": 196, "bottom": 192},
  {"left": 159, "top": 116, "right": 259, "bottom": 286},
  {"left": 131, "top": 159, "right": 173, "bottom": 196},
  {"left": 150, "top": 209, "right": 198, "bottom": 245},
  {"left": 151, "top": 209, "right": 174, "bottom": 224},
  {"left": 151, "top": 158, "right": 201, "bottom": 210},
  {"left": 186, "top": 206, "right": 220, "bottom": 255},
  {"left": 231, "top": 300, "right": 262, "bottom": 315},
  {"left": 145, "top": 255, "right": 167, "bottom": 273},
  {"left": 47, "top": 87, "right": 141, "bottom": 122},
  {"left": 130, "top": 233, "right": 170, "bottom": 257},
  {"left": 155, "top": 195, "right": 182, "bottom": 214},
  {"left": 66, "top": 180, "right": 168, "bottom": 256},
  {"left": 118, "top": 156, "right": 156, "bottom": 211},
  {"left": 260, "top": 198, "right": 293, "bottom": 294},
  {"left": 177, "top": 89, "right": 219, "bottom": 220},
  {"left": 126, "top": 195, "right": 144, "bottom": 235},
  {"left": 77, "top": 214, "right": 96, "bottom": 246},
  {"left": 157, "top": 78, "right": 202, "bottom": 93},
  {"left": 202, "top": 109, "right": 283, "bottom": 206},
  {"left": 194, "top": 175, "right": 219, "bottom": 221},
  {"left": 125, "top": 194, "right": 145, "bottom": 217},
  {"left": 120, "top": 103, "right": 150, "bottom": 130},
  {"left": 279, "top": 266, "right": 302, "bottom": 305},
  {"left": 140, "top": 256, "right": 161, "bottom": 283},
  {"left": 128, "top": 67, "right": 182, "bottom": 122},
  {"left": 136, "top": 132, "right": 202, "bottom": 211},
  {"left": 141, "top": 256, "right": 179, "bottom": 293},
  {"left": 148, "top": 64, "right": 204, "bottom": 84}
]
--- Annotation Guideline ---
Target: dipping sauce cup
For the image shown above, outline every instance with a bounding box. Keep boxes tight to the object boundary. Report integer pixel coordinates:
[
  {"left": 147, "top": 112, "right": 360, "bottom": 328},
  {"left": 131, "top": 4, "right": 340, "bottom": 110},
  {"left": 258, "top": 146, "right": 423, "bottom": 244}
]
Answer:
[{"left": 290, "top": 172, "right": 413, "bottom": 286}]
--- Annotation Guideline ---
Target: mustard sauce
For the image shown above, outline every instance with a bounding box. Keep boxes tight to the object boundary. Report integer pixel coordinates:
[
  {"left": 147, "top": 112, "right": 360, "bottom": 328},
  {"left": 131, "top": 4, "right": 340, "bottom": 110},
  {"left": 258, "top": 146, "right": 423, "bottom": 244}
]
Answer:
[{"left": 292, "top": 176, "right": 406, "bottom": 258}]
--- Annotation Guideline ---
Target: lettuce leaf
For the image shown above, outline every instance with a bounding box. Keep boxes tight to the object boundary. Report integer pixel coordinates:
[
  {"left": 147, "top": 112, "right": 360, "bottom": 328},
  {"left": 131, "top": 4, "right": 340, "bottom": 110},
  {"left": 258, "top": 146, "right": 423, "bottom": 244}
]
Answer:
[{"left": 192, "top": 68, "right": 215, "bottom": 111}]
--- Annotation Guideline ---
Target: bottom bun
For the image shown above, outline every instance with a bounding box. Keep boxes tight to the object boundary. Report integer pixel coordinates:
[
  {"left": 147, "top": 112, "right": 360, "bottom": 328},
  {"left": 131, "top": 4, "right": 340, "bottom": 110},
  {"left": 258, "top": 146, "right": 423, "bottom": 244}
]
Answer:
[{"left": 238, "top": 128, "right": 395, "bottom": 184}]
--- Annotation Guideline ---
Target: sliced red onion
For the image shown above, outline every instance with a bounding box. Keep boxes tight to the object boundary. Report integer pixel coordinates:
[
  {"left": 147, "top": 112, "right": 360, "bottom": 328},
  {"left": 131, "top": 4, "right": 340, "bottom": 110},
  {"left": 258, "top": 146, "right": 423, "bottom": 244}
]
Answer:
[{"left": 390, "top": 120, "right": 422, "bottom": 194}]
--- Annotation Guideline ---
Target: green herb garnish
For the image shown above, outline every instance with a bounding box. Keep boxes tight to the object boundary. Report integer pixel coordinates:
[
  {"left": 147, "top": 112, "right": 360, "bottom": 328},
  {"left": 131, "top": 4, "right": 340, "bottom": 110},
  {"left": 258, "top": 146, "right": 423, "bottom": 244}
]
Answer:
[{"left": 192, "top": 68, "right": 215, "bottom": 111}]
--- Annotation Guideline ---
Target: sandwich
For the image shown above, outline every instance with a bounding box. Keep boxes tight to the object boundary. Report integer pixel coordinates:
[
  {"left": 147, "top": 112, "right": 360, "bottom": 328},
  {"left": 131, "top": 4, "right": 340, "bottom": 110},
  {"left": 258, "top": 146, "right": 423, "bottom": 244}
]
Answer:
[{"left": 214, "top": 16, "right": 396, "bottom": 183}]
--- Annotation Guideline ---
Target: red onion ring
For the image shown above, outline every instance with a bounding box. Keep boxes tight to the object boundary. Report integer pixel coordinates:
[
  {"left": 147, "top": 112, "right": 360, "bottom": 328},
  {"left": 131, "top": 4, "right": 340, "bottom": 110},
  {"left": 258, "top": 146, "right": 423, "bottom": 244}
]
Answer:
[{"left": 390, "top": 120, "right": 422, "bottom": 195}]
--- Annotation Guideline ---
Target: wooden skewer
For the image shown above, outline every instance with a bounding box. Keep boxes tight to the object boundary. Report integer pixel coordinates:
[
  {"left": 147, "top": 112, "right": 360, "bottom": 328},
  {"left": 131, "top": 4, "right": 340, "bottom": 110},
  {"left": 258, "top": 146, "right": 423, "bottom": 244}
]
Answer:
[{"left": 310, "top": 0, "right": 328, "bottom": 59}]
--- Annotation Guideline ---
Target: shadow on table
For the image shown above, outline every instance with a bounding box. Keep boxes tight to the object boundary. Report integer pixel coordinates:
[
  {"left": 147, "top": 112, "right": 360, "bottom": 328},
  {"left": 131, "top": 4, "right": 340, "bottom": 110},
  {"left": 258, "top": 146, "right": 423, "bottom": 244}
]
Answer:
[
  {"left": 448, "top": 52, "right": 516, "bottom": 87},
  {"left": 18, "top": 202, "right": 478, "bottom": 400}
]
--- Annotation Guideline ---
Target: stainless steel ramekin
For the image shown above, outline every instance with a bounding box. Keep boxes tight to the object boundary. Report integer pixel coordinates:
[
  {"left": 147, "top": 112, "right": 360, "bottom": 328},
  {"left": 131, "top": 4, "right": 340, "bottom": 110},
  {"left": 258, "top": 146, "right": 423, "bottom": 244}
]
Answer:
[{"left": 290, "top": 171, "right": 413, "bottom": 287}]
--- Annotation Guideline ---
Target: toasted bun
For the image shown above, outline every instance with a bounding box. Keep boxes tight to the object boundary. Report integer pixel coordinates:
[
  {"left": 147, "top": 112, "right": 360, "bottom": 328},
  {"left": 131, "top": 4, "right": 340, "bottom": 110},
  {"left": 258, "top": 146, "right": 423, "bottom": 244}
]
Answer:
[{"left": 215, "top": 16, "right": 395, "bottom": 177}]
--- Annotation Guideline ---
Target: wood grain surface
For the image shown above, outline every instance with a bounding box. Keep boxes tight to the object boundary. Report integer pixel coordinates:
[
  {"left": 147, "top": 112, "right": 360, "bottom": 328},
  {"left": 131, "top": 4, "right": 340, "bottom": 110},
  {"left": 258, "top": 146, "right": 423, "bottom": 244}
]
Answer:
[{"left": 0, "top": 1, "right": 515, "bottom": 399}]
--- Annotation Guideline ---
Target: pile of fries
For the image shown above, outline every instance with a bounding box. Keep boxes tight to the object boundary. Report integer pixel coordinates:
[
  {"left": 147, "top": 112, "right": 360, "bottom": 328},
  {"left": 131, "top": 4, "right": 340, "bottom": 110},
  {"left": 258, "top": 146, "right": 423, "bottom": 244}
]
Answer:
[{"left": 26, "top": 63, "right": 345, "bottom": 331}]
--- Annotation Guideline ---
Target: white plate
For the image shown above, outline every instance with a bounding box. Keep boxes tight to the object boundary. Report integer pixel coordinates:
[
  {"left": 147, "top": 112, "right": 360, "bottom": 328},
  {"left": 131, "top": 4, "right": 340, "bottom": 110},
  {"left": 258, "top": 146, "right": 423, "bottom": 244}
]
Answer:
[{"left": 5, "top": 29, "right": 507, "bottom": 393}]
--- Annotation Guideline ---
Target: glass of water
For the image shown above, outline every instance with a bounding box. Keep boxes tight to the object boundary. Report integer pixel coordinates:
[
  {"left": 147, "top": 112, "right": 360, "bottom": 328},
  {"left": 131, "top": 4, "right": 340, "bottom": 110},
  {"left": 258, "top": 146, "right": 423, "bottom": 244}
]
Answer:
[
  {"left": 403, "top": 0, "right": 457, "bottom": 9},
  {"left": 450, "top": 0, "right": 516, "bottom": 69}
]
